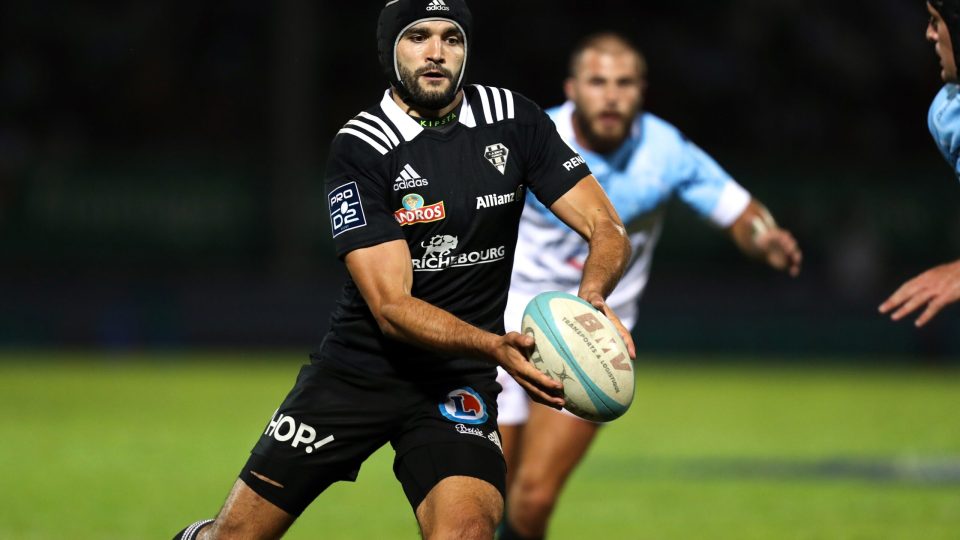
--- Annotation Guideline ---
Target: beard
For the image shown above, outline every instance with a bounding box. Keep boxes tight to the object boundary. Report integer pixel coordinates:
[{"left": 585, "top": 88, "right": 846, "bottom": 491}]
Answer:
[
  {"left": 572, "top": 108, "right": 633, "bottom": 154},
  {"left": 398, "top": 63, "right": 461, "bottom": 111}
]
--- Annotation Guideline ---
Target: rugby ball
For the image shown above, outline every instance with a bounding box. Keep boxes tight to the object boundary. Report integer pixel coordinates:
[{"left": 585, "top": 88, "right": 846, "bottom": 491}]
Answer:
[{"left": 522, "top": 291, "right": 634, "bottom": 422}]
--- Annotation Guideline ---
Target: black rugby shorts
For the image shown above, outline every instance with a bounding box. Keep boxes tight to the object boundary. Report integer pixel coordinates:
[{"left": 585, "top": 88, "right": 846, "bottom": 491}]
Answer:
[{"left": 239, "top": 362, "right": 506, "bottom": 516}]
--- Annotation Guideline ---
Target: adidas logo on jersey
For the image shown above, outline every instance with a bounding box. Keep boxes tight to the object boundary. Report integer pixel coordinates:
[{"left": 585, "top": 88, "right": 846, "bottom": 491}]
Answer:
[
  {"left": 394, "top": 164, "right": 430, "bottom": 191},
  {"left": 426, "top": 0, "right": 450, "bottom": 11}
]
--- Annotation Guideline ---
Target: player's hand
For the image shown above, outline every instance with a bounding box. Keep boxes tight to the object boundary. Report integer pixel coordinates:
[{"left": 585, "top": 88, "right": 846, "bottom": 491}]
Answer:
[
  {"left": 581, "top": 292, "right": 637, "bottom": 360},
  {"left": 879, "top": 259, "right": 960, "bottom": 327},
  {"left": 496, "top": 331, "right": 565, "bottom": 410},
  {"left": 755, "top": 228, "right": 802, "bottom": 277}
]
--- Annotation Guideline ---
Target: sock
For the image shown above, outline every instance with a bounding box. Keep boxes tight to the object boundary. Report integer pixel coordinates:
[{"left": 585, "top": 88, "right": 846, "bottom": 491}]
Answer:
[
  {"left": 172, "top": 519, "right": 214, "bottom": 540},
  {"left": 498, "top": 519, "right": 543, "bottom": 540}
]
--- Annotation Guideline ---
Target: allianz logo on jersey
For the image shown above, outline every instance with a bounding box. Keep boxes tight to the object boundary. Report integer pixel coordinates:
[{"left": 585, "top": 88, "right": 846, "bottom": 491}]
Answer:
[
  {"left": 413, "top": 234, "right": 506, "bottom": 272},
  {"left": 426, "top": 0, "right": 450, "bottom": 11},
  {"left": 394, "top": 164, "right": 429, "bottom": 191},
  {"left": 476, "top": 185, "right": 524, "bottom": 209}
]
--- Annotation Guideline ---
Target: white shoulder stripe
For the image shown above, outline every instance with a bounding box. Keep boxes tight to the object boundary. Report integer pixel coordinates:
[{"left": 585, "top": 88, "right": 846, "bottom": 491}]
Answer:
[
  {"left": 337, "top": 128, "right": 388, "bottom": 155},
  {"left": 357, "top": 111, "right": 400, "bottom": 147},
  {"left": 504, "top": 88, "right": 515, "bottom": 119},
  {"left": 474, "top": 85, "right": 494, "bottom": 124},
  {"left": 345, "top": 119, "right": 393, "bottom": 149},
  {"left": 460, "top": 93, "right": 477, "bottom": 127},
  {"left": 489, "top": 86, "right": 504, "bottom": 122}
]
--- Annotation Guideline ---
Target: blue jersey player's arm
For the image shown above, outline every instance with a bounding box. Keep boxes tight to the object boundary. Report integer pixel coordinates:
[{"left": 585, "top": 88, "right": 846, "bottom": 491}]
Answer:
[
  {"left": 928, "top": 83, "right": 960, "bottom": 178},
  {"left": 673, "top": 134, "right": 803, "bottom": 277},
  {"left": 879, "top": 84, "right": 960, "bottom": 327}
]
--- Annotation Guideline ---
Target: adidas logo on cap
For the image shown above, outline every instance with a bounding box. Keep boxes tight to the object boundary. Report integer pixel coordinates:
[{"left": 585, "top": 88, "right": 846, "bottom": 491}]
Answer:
[
  {"left": 426, "top": 0, "right": 450, "bottom": 11},
  {"left": 394, "top": 164, "right": 430, "bottom": 191}
]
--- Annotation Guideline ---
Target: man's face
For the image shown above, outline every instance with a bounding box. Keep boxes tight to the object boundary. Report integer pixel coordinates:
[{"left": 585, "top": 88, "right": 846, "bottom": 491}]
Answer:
[
  {"left": 927, "top": 2, "right": 958, "bottom": 82},
  {"left": 566, "top": 49, "right": 645, "bottom": 153},
  {"left": 395, "top": 20, "right": 465, "bottom": 110}
]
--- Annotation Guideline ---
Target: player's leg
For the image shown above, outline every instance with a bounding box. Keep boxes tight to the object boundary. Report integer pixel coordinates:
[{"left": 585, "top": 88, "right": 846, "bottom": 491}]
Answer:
[
  {"left": 416, "top": 475, "right": 503, "bottom": 539},
  {"left": 180, "top": 479, "right": 294, "bottom": 540},
  {"left": 503, "top": 405, "right": 599, "bottom": 539},
  {"left": 394, "top": 379, "right": 507, "bottom": 539},
  {"left": 172, "top": 362, "right": 390, "bottom": 540}
]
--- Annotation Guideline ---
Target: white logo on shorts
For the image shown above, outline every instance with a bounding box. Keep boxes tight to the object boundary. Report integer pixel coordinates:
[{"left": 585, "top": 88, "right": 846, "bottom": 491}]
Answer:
[{"left": 264, "top": 410, "right": 335, "bottom": 454}]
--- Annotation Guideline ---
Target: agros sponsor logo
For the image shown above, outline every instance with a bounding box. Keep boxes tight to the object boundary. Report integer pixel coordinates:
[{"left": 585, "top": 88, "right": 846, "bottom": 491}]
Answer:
[
  {"left": 413, "top": 235, "right": 506, "bottom": 272},
  {"left": 394, "top": 192, "right": 446, "bottom": 226},
  {"left": 264, "top": 410, "right": 335, "bottom": 454}
]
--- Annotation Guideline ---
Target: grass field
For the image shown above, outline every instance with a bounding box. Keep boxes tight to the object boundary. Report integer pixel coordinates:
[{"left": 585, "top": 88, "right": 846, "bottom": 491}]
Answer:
[{"left": 1, "top": 351, "right": 958, "bottom": 539}]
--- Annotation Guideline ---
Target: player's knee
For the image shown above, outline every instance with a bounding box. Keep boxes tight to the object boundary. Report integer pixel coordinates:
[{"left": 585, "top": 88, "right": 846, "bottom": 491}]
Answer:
[
  {"left": 426, "top": 507, "right": 498, "bottom": 540},
  {"left": 510, "top": 471, "right": 558, "bottom": 508},
  {"left": 510, "top": 473, "right": 559, "bottom": 522},
  {"left": 419, "top": 485, "right": 501, "bottom": 540}
]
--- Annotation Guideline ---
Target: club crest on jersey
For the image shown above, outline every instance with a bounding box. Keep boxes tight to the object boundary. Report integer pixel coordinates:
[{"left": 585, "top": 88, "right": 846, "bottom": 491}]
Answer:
[
  {"left": 439, "top": 387, "right": 488, "bottom": 424},
  {"left": 329, "top": 181, "right": 366, "bottom": 237},
  {"left": 484, "top": 143, "right": 510, "bottom": 175},
  {"left": 395, "top": 194, "right": 446, "bottom": 226}
]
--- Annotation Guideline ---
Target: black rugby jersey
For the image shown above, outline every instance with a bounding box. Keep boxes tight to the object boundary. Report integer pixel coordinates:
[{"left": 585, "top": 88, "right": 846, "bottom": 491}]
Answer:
[{"left": 316, "top": 85, "right": 591, "bottom": 376}]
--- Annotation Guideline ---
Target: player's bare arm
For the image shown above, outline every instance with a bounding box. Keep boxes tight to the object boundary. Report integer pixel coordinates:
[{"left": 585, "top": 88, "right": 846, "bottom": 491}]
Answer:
[
  {"left": 345, "top": 239, "right": 564, "bottom": 408},
  {"left": 548, "top": 174, "right": 636, "bottom": 358},
  {"left": 879, "top": 258, "right": 960, "bottom": 327},
  {"left": 728, "top": 199, "right": 802, "bottom": 277}
]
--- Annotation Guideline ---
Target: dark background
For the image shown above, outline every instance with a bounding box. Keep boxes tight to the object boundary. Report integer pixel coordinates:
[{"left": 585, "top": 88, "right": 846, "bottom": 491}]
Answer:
[{"left": 3, "top": 0, "right": 959, "bottom": 358}]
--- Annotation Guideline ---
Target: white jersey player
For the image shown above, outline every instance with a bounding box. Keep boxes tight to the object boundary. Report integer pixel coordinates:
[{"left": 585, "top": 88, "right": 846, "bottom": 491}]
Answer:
[
  {"left": 496, "top": 33, "right": 802, "bottom": 540},
  {"left": 880, "top": 0, "right": 960, "bottom": 327}
]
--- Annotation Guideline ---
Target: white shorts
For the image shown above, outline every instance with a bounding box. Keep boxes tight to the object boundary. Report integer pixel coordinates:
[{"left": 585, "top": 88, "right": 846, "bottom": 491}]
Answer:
[{"left": 496, "top": 290, "right": 637, "bottom": 426}]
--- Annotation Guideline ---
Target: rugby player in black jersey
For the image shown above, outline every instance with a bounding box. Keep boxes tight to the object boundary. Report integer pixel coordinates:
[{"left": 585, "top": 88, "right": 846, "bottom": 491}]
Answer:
[{"left": 173, "top": 1, "right": 634, "bottom": 539}]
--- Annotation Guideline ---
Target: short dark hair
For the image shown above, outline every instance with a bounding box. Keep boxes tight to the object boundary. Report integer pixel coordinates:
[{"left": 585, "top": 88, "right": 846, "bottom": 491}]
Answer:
[{"left": 568, "top": 32, "right": 647, "bottom": 78}]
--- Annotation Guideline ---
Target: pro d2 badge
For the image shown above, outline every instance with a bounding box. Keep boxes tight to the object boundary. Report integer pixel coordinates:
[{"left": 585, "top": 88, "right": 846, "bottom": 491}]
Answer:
[{"left": 484, "top": 143, "right": 509, "bottom": 175}]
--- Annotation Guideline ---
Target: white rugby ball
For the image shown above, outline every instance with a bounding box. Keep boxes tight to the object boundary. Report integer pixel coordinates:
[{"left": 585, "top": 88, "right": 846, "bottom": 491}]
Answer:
[{"left": 522, "top": 291, "right": 634, "bottom": 422}]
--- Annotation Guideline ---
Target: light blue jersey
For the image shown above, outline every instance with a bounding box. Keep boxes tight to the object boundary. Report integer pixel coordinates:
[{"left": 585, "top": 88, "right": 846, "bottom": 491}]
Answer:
[
  {"left": 928, "top": 83, "right": 960, "bottom": 178},
  {"left": 507, "top": 101, "right": 751, "bottom": 322}
]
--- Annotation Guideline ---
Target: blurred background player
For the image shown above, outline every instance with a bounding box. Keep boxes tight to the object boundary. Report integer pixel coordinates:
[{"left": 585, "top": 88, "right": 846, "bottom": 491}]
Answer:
[
  {"left": 880, "top": 0, "right": 960, "bottom": 326},
  {"left": 496, "top": 32, "right": 803, "bottom": 540}
]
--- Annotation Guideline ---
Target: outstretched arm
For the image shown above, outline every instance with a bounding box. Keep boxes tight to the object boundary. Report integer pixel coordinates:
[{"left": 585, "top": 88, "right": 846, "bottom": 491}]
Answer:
[
  {"left": 345, "top": 239, "right": 564, "bottom": 408},
  {"left": 879, "top": 259, "right": 960, "bottom": 327},
  {"left": 728, "top": 199, "right": 803, "bottom": 277},
  {"left": 548, "top": 174, "right": 636, "bottom": 359}
]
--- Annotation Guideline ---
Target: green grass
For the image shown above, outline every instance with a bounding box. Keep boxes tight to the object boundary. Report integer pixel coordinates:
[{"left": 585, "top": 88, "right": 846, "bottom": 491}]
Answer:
[{"left": 1, "top": 352, "right": 958, "bottom": 539}]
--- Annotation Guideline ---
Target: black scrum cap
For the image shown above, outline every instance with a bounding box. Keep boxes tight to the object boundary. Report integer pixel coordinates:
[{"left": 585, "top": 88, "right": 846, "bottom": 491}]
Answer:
[{"left": 377, "top": 0, "right": 473, "bottom": 102}]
